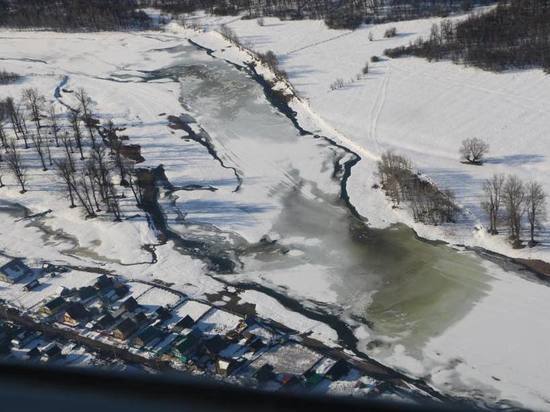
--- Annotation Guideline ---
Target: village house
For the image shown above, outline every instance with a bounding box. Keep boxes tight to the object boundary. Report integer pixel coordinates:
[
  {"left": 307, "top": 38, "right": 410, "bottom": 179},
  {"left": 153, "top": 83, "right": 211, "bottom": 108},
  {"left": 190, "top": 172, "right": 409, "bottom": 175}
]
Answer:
[
  {"left": 172, "top": 315, "right": 194, "bottom": 333},
  {"left": 39, "top": 296, "right": 67, "bottom": 316},
  {"left": 255, "top": 364, "right": 276, "bottom": 383},
  {"left": 171, "top": 331, "right": 203, "bottom": 363},
  {"left": 77, "top": 286, "right": 98, "bottom": 303},
  {"left": 93, "top": 313, "right": 116, "bottom": 331},
  {"left": 94, "top": 275, "right": 115, "bottom": 292},
  {"left": 325, "top": 359, "right": 351, "bottom": 381},
  {"left": 132, "top": 326, "right": 165, "bottom": 349},
  {"left": 112, "top": 318, "right": 139, "bottom": 341},
  {"left": 120, "top": 296, "right": 139, "bottom": 312},
  {"left": 62, "top": 302, "right": 91, "bottom": 327},
  {"left": 0, "top": 257, "right": 32, "bottom": 284},
  {"left": 40, "top": 343, "right": 63, "bottom": 362},
  {"left": 113, "top": 283, "right": 129, "bottom": 299},
  {"left": 154, "top": 306, "right": 171, "bottom": 322}
]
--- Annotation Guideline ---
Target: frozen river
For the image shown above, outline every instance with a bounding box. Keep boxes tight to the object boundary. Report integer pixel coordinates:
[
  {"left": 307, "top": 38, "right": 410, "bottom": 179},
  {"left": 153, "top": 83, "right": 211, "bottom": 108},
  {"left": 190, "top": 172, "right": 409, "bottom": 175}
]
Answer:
[{"left": 150, "top": 42, "right": 498, "bottom": 373}]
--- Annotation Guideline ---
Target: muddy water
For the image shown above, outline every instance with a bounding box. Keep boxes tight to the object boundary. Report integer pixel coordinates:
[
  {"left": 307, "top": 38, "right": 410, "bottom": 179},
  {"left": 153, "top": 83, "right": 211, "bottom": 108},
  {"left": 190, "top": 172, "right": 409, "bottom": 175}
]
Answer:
[{"left": 144, "top": 43, "right": 495, "bottom": 357}]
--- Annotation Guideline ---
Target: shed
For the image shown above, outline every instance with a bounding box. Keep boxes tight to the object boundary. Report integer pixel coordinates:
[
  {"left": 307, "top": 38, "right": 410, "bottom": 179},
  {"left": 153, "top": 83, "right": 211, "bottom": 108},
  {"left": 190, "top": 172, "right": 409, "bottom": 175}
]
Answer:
[
  {"left": 0, "top": 258, "right": 32, "bottom": 284},
  {"left": 24, "top": 279, "right": 40, "bottom": 291}
]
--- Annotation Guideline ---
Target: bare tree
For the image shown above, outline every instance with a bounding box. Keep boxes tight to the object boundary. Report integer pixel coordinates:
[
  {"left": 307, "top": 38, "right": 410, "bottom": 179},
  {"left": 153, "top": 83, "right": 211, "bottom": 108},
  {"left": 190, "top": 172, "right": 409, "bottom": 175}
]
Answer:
[
  {"left": 460, "top": 137, "right": 489, "bottom": 165},
  {"left": 75, "top": 88, "right": 96, "bottom": 148},
  {"left": 90, "top": 144, "right": 111, "bottom": 202},
  {"left": 127, "top": 168, "right": 144, "bottom": 207},
  {"left": 525, "top": 181, "right": 546, "bottom": 247},
  {"left": 31, "top": 132, "right": 48, "bottom": 171},
  {"left": 60, "top": 132, "right": 75, "bottom": 172},
  {"left": 106, "top": 181, "right": 122, "bottom": 221},
  {"left": 22, "top": 88, "right": 45, "bottom": 129},
  {"left": 5, "top": 140, "right": 27, "bottom": 193},
  {"left": 54, "top": 157, "right": 76, "bottom": 208},
  {"left": 112, "top": 138, "right": 129, "bottom": 185},
  {"left": 103, "top": 119, "right": 117, "bottom": 155},
  {"left": 18, "top": 112, "right": 30, "bottom": 149},
  {"left": 503, "top": 175, "right": 525, "bottom": 247},
  {"left": 84, "top": 159, "right": 102, "bottom": 212},
  {"left": 69, "top": 109, "right": 85, "bottom": 160},
  {"left": 6, "top": 97, "right": 25, "bottom": 142},
  {"left": 0, "top": 121, "right": 7, "bottom": 149},
  {"left": 48, "top": 104, "right": 61, "bottom": 147},
  {"left": 481, "top": 173, "right": 505, "bottom": 234},
  {"left": 75, "top": 168, "right": 97, "bottom": 218}
]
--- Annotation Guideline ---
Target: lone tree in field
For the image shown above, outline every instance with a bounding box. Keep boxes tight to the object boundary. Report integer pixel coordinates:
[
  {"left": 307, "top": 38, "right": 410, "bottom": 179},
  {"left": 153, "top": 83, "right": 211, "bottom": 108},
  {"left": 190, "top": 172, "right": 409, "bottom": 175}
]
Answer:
[
  {"left": 5, "top": 140, "right": 27, "bottom": 193},
  {"left": 503, "top": 175, "right": 525, "bottom": 248},
  {"left": 481, "top": 174, "right": 505, "bottom": 234},
  {"left": 525, "top": 181, "right": 546, "bottom": 247},
  {"left": 460, "top": 137, "right": 489, "bottom": 165}
]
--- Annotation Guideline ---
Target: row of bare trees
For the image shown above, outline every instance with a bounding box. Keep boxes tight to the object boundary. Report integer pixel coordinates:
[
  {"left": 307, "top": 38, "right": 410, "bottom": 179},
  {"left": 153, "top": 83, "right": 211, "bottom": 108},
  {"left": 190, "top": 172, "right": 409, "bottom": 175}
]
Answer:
[
  {"left": 482, "top": 174, "right": 546, "bottom": 248},
  {"left": 0, "top": 87, "right": 145, "bottom": 222},
  {"left": 377, "top": 150, "right": 458, "bottom": 225}
]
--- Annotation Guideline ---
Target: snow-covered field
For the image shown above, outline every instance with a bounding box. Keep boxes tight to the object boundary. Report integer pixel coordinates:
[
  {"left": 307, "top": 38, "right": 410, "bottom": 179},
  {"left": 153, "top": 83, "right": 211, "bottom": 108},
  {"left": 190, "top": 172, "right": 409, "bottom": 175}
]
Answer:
[{"left": 2, "top": 10, "right": 550, "bottom": 409}]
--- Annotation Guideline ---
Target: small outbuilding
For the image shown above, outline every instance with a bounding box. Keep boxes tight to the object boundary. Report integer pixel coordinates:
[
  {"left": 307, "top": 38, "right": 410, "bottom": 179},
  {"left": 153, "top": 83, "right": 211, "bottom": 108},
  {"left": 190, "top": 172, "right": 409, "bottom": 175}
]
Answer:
[{"left": 0, "top": 257, "right": 32, "bottom": 284}]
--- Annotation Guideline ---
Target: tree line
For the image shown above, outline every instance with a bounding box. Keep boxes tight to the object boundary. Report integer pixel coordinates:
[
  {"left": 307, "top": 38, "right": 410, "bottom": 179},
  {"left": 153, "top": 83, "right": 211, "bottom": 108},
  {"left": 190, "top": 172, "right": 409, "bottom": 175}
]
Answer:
[
  {"left": 385, "top": 0, "right": 550, "bottom": 72},
  {"left": 482, "top": 174, "right": 546, "bottom": 248},
  {"left": 0, "top": 88, "right": 145, "bottom": 222},
  {"left": 148, "top": 0, "right": 495, "bottom": 29},
  {"left": 0, "top": 0, "right": 151, "bottom": 31}
]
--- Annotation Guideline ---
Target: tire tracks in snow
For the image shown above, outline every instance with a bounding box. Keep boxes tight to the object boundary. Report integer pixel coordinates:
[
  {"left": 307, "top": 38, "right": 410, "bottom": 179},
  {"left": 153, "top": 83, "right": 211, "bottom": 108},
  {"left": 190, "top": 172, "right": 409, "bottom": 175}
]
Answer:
[
  {"left": 285, "top": 30, "right": 354, "bottom": 56},
  {"left": 369, "top": 62, "right": 391, "bottom": 153}
]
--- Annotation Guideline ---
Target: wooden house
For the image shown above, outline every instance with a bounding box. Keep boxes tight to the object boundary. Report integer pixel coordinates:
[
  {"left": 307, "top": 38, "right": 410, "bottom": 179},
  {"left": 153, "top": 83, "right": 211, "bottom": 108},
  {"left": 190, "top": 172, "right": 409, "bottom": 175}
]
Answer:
[{"left": 112, "top": 318, "right": 139, "bottom": 341}]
